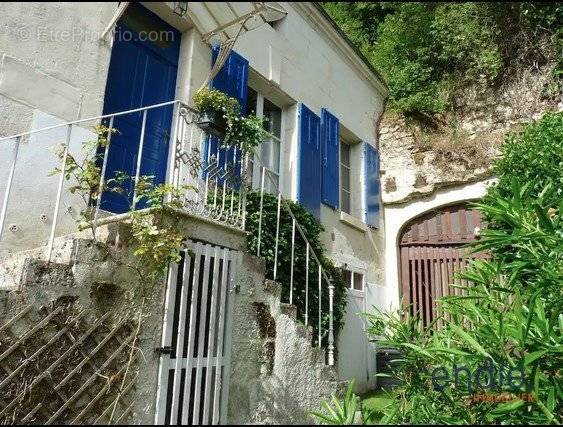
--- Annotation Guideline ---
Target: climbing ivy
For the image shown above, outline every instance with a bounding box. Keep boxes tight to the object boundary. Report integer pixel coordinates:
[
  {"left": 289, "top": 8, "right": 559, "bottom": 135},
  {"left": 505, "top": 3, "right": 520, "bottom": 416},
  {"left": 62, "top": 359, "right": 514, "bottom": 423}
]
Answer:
[
  {"left": 323, "top": 2, "right": 563, "bottom": 116},
  {"left": 244, "top": 191, "right": 348, "bottom": 347}
]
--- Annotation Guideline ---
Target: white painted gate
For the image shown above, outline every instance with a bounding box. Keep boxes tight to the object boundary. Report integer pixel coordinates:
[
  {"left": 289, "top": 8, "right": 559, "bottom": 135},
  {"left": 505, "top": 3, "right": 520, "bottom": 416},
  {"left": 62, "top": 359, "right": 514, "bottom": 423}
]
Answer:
[{"left": 155, "top": 240, "right": 241, "bottom": 425}]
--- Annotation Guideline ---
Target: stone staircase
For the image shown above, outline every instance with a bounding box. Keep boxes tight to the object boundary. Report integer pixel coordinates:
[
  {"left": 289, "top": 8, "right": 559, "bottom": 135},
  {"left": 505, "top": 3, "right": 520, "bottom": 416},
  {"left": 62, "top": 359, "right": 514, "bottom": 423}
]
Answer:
[
  {"left": 0, "top": 224, "right": 127, "bottom": 290},
  {"left": 0, "top": 222, "right": 343, "bottom": 425},
  {"left": 229, "top": 253, "right": 343, "bottom": 424}
]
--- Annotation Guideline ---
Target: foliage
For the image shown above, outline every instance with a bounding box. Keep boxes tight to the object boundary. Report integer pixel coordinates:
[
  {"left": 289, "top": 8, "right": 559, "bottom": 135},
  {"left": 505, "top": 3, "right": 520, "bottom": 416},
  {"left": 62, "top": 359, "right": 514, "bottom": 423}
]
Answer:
[
  {"left": 50, "top": 125, "right": 117, "bottom": 233},
  {"left": 51, "top": 126, "right": 191, "bottom": 287},
  {"left": 489, "top": 111, "right": 563, "bottom": 205},
  {"left": 323, "top": 2, "right": 563, "bottom": 115},
  {"left": 223, "top": 112, "right": 269, "bottom": 152},
  {"left": 129, "top": 178, "right": 189, "bottom": 281},
  {"left": 312, "top": 380, "right": 357, "bottom": 424},
  {"left": 192, "top": 87, "right": 240, "bottom": 115},
  {"left": 244, "top": 191, "right": 347, "bottom": 346},
  {"left": 314, "top": 112, "right": 563, "bottom": 424},
  {"left": 311, "top": 380, "right": 385, "bottom": 425},
  {"left": 193, "top": 87, "right": 268, "bottom": 152}
]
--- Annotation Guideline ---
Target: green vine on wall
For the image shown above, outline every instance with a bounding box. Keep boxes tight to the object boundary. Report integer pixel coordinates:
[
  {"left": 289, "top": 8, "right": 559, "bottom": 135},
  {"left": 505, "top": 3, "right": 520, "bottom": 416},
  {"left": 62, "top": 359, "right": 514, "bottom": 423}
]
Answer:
[
  {"left": 51, "top": 125, "right": 191, "bottom": 289},
  {"left": 244, "top": 191, "right": 348, "bottom": 347}
]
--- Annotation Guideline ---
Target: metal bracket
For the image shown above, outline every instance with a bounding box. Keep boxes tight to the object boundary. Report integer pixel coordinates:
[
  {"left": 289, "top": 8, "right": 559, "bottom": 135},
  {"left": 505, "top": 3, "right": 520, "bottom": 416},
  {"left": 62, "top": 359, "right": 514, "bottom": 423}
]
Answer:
[{"left": 155, "top": 346, "right": 173, "bottom": 355}]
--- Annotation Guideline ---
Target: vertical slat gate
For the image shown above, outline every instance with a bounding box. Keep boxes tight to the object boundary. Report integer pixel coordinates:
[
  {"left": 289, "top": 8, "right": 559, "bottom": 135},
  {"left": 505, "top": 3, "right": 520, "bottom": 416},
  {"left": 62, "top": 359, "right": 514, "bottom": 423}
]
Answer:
[
  {"left": 155, "top": 241, "right": 240, "bottom": 425},
  {"left": 399, "top": 203, "right": 485, "bottom": 328}
]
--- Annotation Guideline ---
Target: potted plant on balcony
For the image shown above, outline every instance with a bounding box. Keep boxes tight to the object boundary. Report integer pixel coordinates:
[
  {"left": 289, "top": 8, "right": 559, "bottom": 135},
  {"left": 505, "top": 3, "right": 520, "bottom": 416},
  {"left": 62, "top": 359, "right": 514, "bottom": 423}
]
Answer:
[
  {"left": 193, "top": 88, "right": 240, "bottom": 138},
  {"left": 223, "top": 113, "right": 268, "bottom": 153}
]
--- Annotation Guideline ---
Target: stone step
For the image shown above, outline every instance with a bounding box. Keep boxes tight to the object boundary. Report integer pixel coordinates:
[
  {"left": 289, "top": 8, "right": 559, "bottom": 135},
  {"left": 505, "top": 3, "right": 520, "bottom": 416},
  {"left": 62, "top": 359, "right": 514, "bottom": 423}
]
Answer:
[
  {"left": 262, "top": 279, "right": 281, "bottom": 299},
  {"left": 279, "top": 302, "right": 297, "bottom": 320},
  {"left": 0, "top": 223, "right": 123, "bottom": 290},
  {"left": 20, "top": 258, "right": 75, "bottom": 288},
  {"left": 0, "top": 235, "right": 77, "bottom": 290}
]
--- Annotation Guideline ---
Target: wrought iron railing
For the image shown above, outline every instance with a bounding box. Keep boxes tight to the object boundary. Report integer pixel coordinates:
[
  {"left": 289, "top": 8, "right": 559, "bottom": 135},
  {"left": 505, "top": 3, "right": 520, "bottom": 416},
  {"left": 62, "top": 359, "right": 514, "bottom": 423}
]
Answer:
[
  {"left": 0, "top": 100, "right": 335, "bottom": 366},
  {"left": 250, "top": 152, "right": 336, "bottom": 365}
]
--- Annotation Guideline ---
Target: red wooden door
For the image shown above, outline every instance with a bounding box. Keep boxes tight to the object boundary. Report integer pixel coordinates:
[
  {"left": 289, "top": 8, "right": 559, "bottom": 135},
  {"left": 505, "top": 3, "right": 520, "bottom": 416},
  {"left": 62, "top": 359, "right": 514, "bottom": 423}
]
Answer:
[{"left": 399, "top": 203, "right": 486, "bottom": 327}]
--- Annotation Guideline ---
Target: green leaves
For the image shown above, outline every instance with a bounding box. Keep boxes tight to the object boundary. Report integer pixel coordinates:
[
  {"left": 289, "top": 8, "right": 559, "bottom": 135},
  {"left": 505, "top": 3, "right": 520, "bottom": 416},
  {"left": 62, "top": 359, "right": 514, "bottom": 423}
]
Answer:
[
  {"left": 449, "top": 324, "right": 491, "bottom": 359},
  {"left": 244, "top": 191, "right": 348, "bottom": 347},
  {"left": 310, "top": 380, "right": 358, "bottom": 425},
  {"left": 354, "top": 180, "right": 562, "bottom": 424},
  {"left": 323, "top": 3, "right": 561, "bottom": 116}
]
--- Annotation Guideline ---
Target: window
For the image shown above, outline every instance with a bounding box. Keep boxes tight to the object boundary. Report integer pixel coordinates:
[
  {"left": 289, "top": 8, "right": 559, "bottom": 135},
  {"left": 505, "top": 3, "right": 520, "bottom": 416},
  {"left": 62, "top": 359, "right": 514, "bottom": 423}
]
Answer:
[
  {"left": 340, "top": 141, "right": 351, "bottom": 214},
  {"left": 342, "top": 268, "right": 364, "bottom": 291},
  {"left": 246, "top": 87, "right": 282, "bottom": 193}
]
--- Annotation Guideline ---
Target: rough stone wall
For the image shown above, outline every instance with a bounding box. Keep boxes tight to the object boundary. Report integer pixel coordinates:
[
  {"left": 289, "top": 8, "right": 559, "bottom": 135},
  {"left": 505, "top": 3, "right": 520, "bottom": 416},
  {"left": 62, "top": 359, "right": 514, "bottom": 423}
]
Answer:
[
  {"left": 0, "top": 222, "right": 166, "bottom": 425},
  {"left": 380, "top": 66, "right": 562, "bottom": 205},
  {"left": 1, "top": 213, "right": 338, "bottom": 425},
  {"left": 229, "top": 254, "right": 339, "bottom": 425}
]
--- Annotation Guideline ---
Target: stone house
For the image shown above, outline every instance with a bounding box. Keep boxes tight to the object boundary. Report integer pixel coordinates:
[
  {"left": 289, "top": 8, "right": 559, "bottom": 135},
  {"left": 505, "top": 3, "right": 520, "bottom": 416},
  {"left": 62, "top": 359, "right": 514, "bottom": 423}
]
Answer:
[{"left": 0, "top": 2, "right": 393, "bottom": 424}]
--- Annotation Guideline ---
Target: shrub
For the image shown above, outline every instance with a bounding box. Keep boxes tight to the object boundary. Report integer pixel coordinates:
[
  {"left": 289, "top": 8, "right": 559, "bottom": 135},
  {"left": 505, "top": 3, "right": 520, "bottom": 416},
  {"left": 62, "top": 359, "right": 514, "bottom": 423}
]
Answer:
[
  {"left": 314, "top": 111, "right": 563, "bottom": 424},
  {"left": 323, "top": 2, "right": 562, "bottom": 116},
  {"left": 192, "top": 87, "right": 240, "bottom": 115},
  {"left": 490, "top": 111, "right": 563, "bottom": 203}
]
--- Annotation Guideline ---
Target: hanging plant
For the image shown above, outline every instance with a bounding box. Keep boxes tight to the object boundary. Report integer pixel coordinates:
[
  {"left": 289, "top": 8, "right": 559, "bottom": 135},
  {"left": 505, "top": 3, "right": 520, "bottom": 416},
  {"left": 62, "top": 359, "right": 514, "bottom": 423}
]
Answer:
[
  {"left": 192, "top": 88, "right": 269, "bottom": 152},
  {"left": 223, "top": 112, "right": 269, "bottom": 153},
  {"left": 193, "top": 88, "right": 239, "bottom": 138}
]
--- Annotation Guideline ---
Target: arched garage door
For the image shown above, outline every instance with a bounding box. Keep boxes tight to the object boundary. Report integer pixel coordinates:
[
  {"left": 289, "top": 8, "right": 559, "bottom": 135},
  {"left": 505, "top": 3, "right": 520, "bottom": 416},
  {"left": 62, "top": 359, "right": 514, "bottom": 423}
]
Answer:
[{"left": 399, "top": 203, "right": 487, "bottom": 328}]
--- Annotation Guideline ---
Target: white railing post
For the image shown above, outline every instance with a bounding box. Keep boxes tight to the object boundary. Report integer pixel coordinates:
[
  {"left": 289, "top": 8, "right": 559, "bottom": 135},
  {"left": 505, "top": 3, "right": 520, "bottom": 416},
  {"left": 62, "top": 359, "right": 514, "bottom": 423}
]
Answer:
[
  {"left": 131, "top": 109, "right": 148, "bottom": 210},
  {"left": 273, "top": 191, "right": 282, "bottom": 281},
  {"left": 241, "top": 153, "right": 249, "bottom": 230},
  {"left": 328, "top": 281, "right": 335, "bottom": 366},
  {"left": 92, "top": 116, "right": 114, "bottom": 238},
  {"left": 166, "top": 101, "right": 181, "bottom": 194},
  {"left": 305, "top": 242, "right": 309, "bottom": 327},
  {"left": 256, "top": 166, "right": 265, "bottom": 257},
  {"left": 0, "top": 136, "right": 21, "bottom": 243},
  {"left": 289, "top": 217, "right": 295, "bottom": 305},
  {"left": 318, "top": 264, "right": 322, "bottom": 348},
  {"left": 47, "top": 125, "right": 72, "bottom": 262}
]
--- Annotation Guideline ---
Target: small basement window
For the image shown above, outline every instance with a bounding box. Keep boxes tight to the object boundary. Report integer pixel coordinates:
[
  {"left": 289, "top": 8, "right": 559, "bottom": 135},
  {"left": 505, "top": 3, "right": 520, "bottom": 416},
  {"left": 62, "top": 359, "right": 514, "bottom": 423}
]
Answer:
[{"left": 342, "top": 268, "right": 364, "bottom": 291}]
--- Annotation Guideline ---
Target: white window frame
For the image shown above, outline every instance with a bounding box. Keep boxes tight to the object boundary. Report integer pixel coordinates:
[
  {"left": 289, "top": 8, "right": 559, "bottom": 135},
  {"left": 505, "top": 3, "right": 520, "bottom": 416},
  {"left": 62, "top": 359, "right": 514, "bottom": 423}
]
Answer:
[
  {"left": 249, "top": 91, "right": 283, "bottom": 194},
  {"left": 341, "top": 266, "right": 365, "bottom": 294},
  {"left": 340, "top": 139, "right": 352, "bottom": 215}
]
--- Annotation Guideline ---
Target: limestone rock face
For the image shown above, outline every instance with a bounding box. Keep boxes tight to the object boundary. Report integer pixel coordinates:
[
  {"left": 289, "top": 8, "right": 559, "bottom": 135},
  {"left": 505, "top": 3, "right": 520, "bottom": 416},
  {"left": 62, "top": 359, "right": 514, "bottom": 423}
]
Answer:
[{"left": 379, "top": 65, "right": 561, "bottom": 205}]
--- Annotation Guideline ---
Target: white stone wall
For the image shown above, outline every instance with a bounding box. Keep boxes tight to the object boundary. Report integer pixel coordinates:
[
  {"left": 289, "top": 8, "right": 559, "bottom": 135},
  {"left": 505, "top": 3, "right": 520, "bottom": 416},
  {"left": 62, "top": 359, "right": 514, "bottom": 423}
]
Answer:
[{"left": 0, "top": 2, "right": 117, "bottom": 255}]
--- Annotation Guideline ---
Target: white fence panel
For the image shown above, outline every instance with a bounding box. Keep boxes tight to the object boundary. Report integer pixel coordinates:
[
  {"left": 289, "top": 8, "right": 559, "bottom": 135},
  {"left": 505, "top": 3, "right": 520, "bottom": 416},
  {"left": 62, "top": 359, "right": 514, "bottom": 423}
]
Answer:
[{"left": 155, "top": 240, "right": 240, "bottom": 425}]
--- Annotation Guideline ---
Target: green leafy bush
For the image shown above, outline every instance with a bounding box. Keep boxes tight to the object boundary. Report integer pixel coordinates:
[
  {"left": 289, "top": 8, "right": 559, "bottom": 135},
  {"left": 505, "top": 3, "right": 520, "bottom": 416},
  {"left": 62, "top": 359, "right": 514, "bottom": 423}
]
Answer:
[
  {"left": 363, "top": 181, "right": 562, "bottom": 424},
  {"left": 315, "top": 112, "right": 563, "bottom": 424},
  {"left": 223, "top": 113, "right": 269, "bottom": 153},
  {"left": 323, "top": 2, "right": 562, "bottom": 116},
  {"left": 490, "top": 112, "right": 563, "bottom": 203},
  {"left": 244, "top": 191, "right": 348, "bottom": 346},
  {"left": 192, "top": 87, "right": 240, "bottom": 115},
  {"left": 193, "top": 87, "right": 268, "bottom": 152}
]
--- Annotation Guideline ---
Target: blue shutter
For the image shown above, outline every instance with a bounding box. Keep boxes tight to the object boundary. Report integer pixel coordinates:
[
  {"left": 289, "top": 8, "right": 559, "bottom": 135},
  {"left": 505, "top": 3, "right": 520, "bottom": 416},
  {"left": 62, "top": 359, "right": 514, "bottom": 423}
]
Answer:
[
  {"left": 203, "top": 47, "right": 248, "bottom": 183},
  {"left": 320, "top": 108, "right": 339, "bottom": 209},
  {"left": 364, "top": 143, "right": 381, "bottom": 228},
  {"left": 211, "top": 46, "right": 249, "bottom": 111},
  {"left": 298, "top": 103, "right": 321, "bottom": 220}
]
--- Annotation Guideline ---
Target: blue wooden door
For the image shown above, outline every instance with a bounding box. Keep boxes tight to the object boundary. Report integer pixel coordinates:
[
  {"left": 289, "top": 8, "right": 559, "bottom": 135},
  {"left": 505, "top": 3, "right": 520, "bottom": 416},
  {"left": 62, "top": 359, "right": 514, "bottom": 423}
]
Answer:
[{"left": 100, "top": 4, "right": 181, "bottom": 213}]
